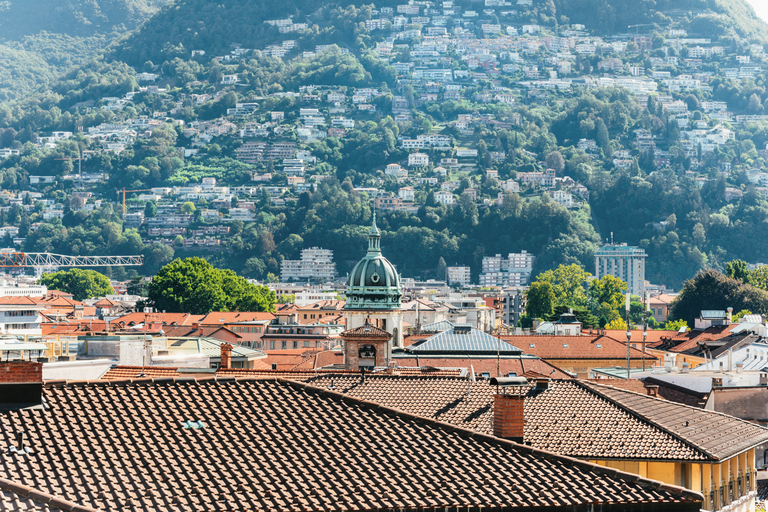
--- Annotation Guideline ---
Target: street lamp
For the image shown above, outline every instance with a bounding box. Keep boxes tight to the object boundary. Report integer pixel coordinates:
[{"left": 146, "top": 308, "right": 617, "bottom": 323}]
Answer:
[{"left": 642, "top": 329, "right": 647, "bottom": 371}]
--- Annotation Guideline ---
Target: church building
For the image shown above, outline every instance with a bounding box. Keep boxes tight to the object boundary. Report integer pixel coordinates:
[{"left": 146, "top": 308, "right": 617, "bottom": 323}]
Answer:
[{"left": 343, "top": 214, "right": 404, "bottom": 359}]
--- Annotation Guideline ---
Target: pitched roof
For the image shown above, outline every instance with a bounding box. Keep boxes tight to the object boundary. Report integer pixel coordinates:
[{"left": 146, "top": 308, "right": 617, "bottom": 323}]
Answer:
[
  {"left": 112, "top": 312, "right": 203, "bottom": 327},
  {"left": 0, "top": 476, "right": 98, "bottom": 512},
  {"left": 0, "top": 378, "right": 702, "bottom": 511},
  {"left": 392, "top": 355, "right": 572, "bottom": 379},
  {"left": 502, "top": 335, "right": 656, "bottom": 360},
  {"left": 603, "top": 330, "right": 680, "bottom": 344},
  {"left": 342, "top": 324, "right": 390, "bottom": 337},
  {"left": 162, "top": 326, "right": 242, "bottom": 339},
  {"left": 303, "top": 375, "right": 768, "bottom": 461},
  {"left": 198, "top": 311, "right": 275, "bottom": 324},
  {"left": 409, "top": 325, "right": 521, "bottom": 353}
]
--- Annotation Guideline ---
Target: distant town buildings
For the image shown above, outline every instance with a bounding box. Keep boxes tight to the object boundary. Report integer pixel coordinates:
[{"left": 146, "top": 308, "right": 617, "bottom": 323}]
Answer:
[
  {"left": 446, "top": 266, "right": 471, "bottom": 287},
  {"left": 479, "top": 251, "right": 535, "bottom": 287},
  {"left": 280, "top": 247, "right": 337, "bottom": 283},
  {"left": 595, "top": 243, "right": 647, "bottom": 295}
]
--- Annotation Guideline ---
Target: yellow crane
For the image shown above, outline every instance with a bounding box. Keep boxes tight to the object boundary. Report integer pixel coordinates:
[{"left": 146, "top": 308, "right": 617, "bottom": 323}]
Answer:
[{"left": 118, "top": 188, "right": 153, "bottom": 215}]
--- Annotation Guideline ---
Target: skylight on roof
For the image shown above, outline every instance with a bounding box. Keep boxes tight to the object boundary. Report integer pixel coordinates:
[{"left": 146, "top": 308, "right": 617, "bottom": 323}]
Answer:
[
  {"left": 529, "top": 343, "right": 535, "bottom": 348},
  {"left": 596, "top": 344, "right": 602, "bottom": 348},
  {"left": 563, "top": 344, "right": 569, "bottom": 348},
  {"left": 182, "top": 420, "right": 205, "bottom": 430}
]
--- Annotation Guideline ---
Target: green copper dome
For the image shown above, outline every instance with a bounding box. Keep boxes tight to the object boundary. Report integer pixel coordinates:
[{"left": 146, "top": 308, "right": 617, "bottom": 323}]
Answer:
[{"left": 345, "top": 213, "right": 402, "bottom": 310}]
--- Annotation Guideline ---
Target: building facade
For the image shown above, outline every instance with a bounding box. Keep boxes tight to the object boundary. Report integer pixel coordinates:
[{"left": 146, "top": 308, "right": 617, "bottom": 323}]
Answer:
[
  {"left": 447, "top": 266, "right": 471, "bottom": 287},
  {"left": 280, "top": 247, "right": 337, "bottom": 283},
  {"left": 479, "top": 251, "right": 535, "bottom": 287},
  {"left": 595, "top": 243, "right": 647, "bottom": 295}
]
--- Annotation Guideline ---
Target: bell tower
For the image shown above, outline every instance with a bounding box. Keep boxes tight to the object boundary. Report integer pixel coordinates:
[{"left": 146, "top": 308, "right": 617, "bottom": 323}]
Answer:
[
  {"left": 343, "top": 213, "right": 404, "bottom": 352},
  {"left": 341, "top": 323, "right": 391, "bottom": 370}
]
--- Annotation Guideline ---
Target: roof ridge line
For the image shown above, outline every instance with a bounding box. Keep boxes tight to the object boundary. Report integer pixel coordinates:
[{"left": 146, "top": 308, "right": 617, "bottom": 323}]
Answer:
[
  {"left": 285, "top": 378, "right": 703, "bottom": 503},
  {"left": 0, "top": 475, "right": 99, "bottom": 512},
  {"left": 577, "top": 380, "right": 720, "bottom": 461},
  {"left": 588, "top": 378, "right": 768, "bottom": 429}
]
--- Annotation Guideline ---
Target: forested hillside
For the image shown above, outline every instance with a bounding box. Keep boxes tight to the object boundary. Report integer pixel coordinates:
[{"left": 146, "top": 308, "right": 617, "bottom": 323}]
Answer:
[
  {"left": 0, "top": 0, "right": 766, "bottom": 289},
  {"left": 0, "top": 0, "right": 168, "bottom": 101}
]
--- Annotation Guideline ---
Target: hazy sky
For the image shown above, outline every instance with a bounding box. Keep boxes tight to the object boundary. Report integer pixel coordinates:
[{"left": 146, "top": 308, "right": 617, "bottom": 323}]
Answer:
[{"left": 746, "top": 0, "right": 768, "bottom": 24}]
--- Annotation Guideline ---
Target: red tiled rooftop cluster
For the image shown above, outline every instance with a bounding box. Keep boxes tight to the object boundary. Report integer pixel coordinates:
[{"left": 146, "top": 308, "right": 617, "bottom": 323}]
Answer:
[{"left": 0, "top": 378, "right": 701, "bottom": 511}]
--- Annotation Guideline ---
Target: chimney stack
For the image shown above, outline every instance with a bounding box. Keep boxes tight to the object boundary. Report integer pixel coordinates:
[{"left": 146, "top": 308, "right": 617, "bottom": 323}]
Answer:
[
  {"left": 645, "top": 384, "right": 659, "bottom": 397},
  {"left": 493, "top": 394, "right": 524, "bottom": 442},
  {"left": 0, "top": 360, "right": 43, "bottom": 407},
  {"left": 220, "top": 343, "right": 233, "bottom": 370},
  {"left": 727, "top": 307, "right": 733, "bottom": 323}
]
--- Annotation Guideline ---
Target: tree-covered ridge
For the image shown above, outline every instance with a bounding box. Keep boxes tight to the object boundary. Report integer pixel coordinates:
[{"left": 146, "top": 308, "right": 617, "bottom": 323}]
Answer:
[{"left": 0, "top": 0, "right": 169, "bottom": 41}]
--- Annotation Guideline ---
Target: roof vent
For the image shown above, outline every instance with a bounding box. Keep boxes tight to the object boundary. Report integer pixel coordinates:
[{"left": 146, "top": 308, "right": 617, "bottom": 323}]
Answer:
[
  {"left": 534, "top": 378, "right": 551, "bottom": 390},
  {"left": 181, "top": 420, "right": 205, "bottom": 430}
]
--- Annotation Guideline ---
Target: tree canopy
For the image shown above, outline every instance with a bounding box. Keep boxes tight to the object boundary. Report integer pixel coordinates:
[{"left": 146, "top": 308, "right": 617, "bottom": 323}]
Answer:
[
  {"left": 38, "top": 268, "right": 114, "bottom": 301},
  {"left": 147, "top": 257, "right": 276, "bottom": 314}
]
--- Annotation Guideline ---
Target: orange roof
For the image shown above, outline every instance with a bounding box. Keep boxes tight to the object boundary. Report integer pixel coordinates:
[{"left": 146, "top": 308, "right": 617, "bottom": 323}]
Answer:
[
  {"left": 296, "top": 300, "right": 345, "bottom": 311},
  {"left": 198, "top": 311, "right": 275, "bottom": 325},
  {"left": 112, "top": 312, "right": 204, "bottom": 327},
  {"left": 603, "top": 330, "right": 680, "bottom": 344},
  {"left": 586, "top": 378, "right": 658, "bottom": 396},
  {"left": 649, "top": 293, "right": 677, "bottom": 305},
  {"left": 501, "top": 335, "right": 656, "bottom": 360},
  {"left": 392, "top": 356, "right": 572, "bottom": 379},
  {"left": 0, "top": 296, "right": 40, "bottom": 305}
]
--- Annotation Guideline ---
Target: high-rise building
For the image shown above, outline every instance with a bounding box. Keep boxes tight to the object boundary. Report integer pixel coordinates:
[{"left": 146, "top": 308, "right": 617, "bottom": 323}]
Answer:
[
  {"left": 595, "top": 243, "right": 647, "bottom": 295},
  {"left": 479, "top": 251, "right": 535, "bottom": 287},
  {"left": 280, "top": 247, "right": 337, "bottom": 282},
  {"left": 446, "top": 266, "right": 471, "bottom": 287}
]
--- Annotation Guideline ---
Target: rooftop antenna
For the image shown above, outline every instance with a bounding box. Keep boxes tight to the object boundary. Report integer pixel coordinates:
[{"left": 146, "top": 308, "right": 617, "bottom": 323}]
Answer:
[{"left": 611, "top": 232, "right": 614, "bottom": 245}]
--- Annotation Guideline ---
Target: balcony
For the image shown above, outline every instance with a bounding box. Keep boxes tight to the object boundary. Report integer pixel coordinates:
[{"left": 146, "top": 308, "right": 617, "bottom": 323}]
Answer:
[{"left": 703, "top": 470, "right": 756, "bottom": 512}]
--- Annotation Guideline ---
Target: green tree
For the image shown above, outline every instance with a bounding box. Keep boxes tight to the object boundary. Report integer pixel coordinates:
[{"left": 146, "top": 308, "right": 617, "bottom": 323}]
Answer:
[
  {"left": 436, "top": 257, "right": 447, "bottom": 281},
  {"left": 589, "top": 274, "right": 627, "bottom": 322},
  {"left": 38, "top": 269, "right": 114, "bottom": 301},
  {"left": 670, "top": 269, "right": 768, "bottom": 326},
  {"left": 525, "top": 281, "right": 556, "bottom": 319},
  {"left": 665, "top": 319, "right": 688, "bottom": 332},
  {"left": 605, "top": 317, "right": 627, "bottom": 330},
  {"left": 147, "top": 257, "right": 276, "bottom": 314},
  {"left": 725, "top": 259, "right": 753, "bottom": 284},
  {"left": 180, "top": 201, "right": 196, "bottom": 215},
  {"left": 144, "top": 201, "right": 158, "bottom": 218},
  {"left": 732, "top": 309, "right": 753, "bottom": 322},
  {"left": 535, "top": 264, "right": 592, "bottom": 308}
]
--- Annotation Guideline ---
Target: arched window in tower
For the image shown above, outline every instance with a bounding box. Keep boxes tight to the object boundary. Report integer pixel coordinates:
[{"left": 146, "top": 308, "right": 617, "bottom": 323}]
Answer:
[{"left": 359, "top": 344, "right": 376, "bottom": 360}]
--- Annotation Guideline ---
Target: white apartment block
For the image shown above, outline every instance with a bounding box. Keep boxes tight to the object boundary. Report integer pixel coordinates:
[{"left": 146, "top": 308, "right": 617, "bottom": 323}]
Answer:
[
  {"left": 480, "top": 251, "right": 535, "bottom": 287},
  {"left": 281, "top": 247, "right": 337, "bottom": 283},
  {"left": 408, "top": 153, "right": 429, "bottom": 167},
  {"left": 447, "top": 266, "right": 471, "bottom": 287},
  {"left": 595, "top": 243, "right": 647, "bottom": 295}
]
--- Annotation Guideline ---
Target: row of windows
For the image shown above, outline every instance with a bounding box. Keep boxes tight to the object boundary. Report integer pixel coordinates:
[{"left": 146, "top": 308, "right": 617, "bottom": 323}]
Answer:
[
  {"left": 6, "top": 311, "right": 38, "bottom": 317},
  {"left": 231, "top": 326, "right": 262, "bottom": 333}
]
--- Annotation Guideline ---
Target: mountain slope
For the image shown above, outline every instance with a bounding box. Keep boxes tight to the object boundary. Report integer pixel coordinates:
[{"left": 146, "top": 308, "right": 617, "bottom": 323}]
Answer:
[{"left": 0, "top": 0, "right": 169, "bottom": 102}]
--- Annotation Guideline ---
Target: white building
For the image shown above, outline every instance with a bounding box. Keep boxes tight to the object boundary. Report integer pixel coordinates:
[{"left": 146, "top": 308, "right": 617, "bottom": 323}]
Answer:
[
  {"left": 594, "top": 243, "right": 647, "bottom": 295},
  {"left": 408, "top": 153, "right": 429, "bottom": 167},
  {"left": 434, "top": 190, "right": 454, "bottom": 205},
  {"left": 398, "top": 187, "right": 415, "bottom": 201},
  {"left": 447, "top": 266, "right": 471, "bottom": 287},
  {"left": 281, "top": 247, "right": 337, "bottom": 283},
  {"left": 479, "top": 251, "right": 536, "bottom": 287},
  {"left": 0, "top": 296, "right": 48, "bottom": 336}
]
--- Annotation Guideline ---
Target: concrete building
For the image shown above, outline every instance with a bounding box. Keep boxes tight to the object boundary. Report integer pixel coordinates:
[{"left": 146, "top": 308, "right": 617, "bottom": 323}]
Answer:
[
  {"left": 479, "top": 251, "right": 535, "bottom": 287},
  {"left": 280, "top": 247, "right": 337, "bottom": 283},
  {"left": 595, "top": 243, "right": 647, "bottom": 295},
  {"left": 447, "top": 266, "right": 471, "bottom": 287}
]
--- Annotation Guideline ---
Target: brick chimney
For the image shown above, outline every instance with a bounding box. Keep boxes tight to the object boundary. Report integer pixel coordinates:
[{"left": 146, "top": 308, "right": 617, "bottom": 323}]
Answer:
[
  {"left": 220, "top": 343, "right": 233, "bottom": 369},
  {"left": 0, "top": 360, "right": 43, "bottom": 407},
  {"left": 493, "top": 394, "right": 524, "bottom": 442},
  {"left": 645, "top": 384, "right": 659, "bottom": 397}
]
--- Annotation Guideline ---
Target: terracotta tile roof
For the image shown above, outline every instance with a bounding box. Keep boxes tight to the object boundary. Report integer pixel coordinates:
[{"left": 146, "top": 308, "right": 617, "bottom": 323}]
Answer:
[
  {"left": 296, "top": 300, "right": 345, "bottom": 311},
  {"left": 392, "top": 356, "right": 572, "bottom": 379},
  {"left": 342, "top": 324, "right": 390, "bottom": 337},
  {"left": 0, "top": 378, "right": 702, "bottom": 511},
  {"left": 603, "top": 330, "right": 680, "bottom": 343},
  {"left": 0, "top": 476, "right": 98, "bottom": 511},
  {"left": 304, "top": 375, "right": 768, "bottom": 462},
  {"left": 0, "top": 296, "right": 39, "bottom": 305},
  {"left": 198, "top": 311, "right": 275, "bottom": 325},
  {"left": 586, "top": 378, "right": 656, "bottom": 396},
  {"left": 502, "top": 335, "right": 657, "bottom": 360},
  {"left": 162, "top": 326, "right": 242, "bottom": 339},
  {"left": 111, "top": 312, "right": 204, "bottom": 327}
]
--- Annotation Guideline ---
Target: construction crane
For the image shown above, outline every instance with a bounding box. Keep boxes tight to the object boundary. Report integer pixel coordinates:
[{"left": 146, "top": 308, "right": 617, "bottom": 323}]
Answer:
[
  {"left": 0, "top": 252, "right": 143, "bottom": 269},
  {"left": 118, "top": 188, "right": 153, "bottom": 215}
]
